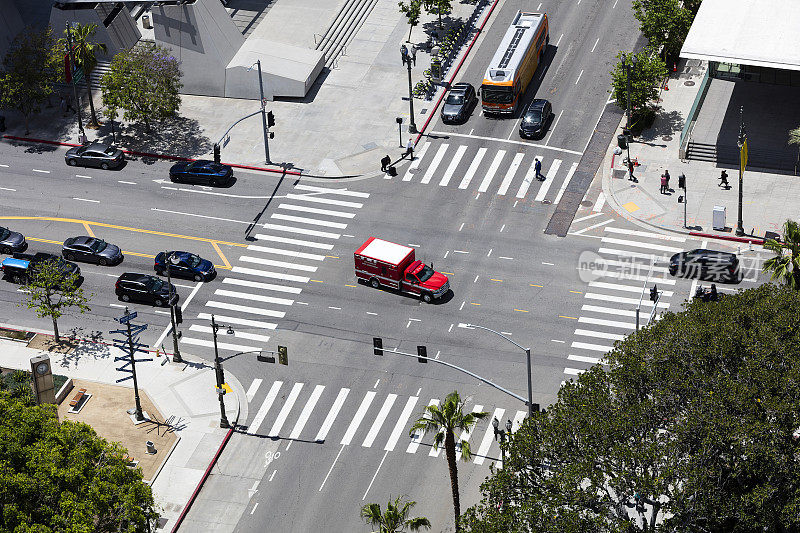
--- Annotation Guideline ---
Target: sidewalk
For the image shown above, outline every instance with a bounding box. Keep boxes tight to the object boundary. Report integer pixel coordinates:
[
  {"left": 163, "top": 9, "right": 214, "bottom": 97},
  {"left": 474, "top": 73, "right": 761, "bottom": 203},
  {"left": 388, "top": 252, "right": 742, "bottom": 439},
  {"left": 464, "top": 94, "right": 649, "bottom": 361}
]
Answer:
[
  {"left": 601, "top": 60, "right": 797, "bottom": 243},
  {"left": 0, "top": 329, "right": 247, "bottom": 531}
]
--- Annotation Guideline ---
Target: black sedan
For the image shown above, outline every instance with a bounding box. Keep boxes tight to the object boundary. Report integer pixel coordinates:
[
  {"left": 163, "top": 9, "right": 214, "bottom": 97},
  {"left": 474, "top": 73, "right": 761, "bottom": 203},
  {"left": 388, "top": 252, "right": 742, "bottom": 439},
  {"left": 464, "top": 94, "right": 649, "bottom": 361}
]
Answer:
[
  {"left": 519, "top": 99, "right": 553, "bottom": 139},
  {"left": 0, "top": 226, "right": 27, "bottom": 254},
  {"left": 169, "top": 160, "right": 233, "bottom": 186},
  {"left": 440, "top": 82, "right": 478, "bottom": 124},
  {"left": 65, "top": 143, "right": 124, "bottom": 170},
  {"left": 62, "top": 236, "right": 123, "bottom": 266},
  {"left": 669, "top": 249, "right": 739, "bottom": 281},
  {"left": 155, "top": 251, "right": 215, "bottom": 281},
  {"left": 115, "top": 273, "right": 178, "bottom": 307}
]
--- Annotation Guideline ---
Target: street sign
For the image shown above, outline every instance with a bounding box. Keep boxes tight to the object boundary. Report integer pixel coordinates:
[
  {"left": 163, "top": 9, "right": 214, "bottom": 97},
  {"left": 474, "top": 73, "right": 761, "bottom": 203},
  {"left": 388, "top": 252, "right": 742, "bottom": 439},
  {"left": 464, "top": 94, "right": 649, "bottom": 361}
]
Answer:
[{"left": 118, "top": 311, "right": 137, "bottom": 323}]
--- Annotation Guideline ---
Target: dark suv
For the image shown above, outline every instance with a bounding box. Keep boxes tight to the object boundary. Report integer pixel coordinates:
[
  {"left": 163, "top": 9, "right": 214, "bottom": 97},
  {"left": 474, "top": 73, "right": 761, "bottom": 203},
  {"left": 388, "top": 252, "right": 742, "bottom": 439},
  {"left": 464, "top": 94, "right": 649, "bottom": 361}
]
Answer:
[
  {"left": 440, "top": 83, "right": 478, "bottom": 124},
  {"left": 1, "top": 253, "right": 81, "bottom": 286},
  {"left": 519, "top": 99, "right": 553, "bottom": 139},
  {"left": 669, "top": 249, "right": 739, "bottom": 281},
  {"left": 115, "top": 273, "right": 178, "bottom": 307}
]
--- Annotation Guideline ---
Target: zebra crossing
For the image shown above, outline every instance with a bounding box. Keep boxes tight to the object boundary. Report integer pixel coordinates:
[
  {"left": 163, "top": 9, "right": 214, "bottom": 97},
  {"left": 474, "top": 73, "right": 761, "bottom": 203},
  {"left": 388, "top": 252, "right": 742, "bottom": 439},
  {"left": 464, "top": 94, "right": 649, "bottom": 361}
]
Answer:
[
  {"left": 398, "top": 141, "right": 579, "bottom": 202},
  {"left": 180, "top": 183, "right": 368, "bottom": 353},
  {"left": 565, "top": 225, "right": 691, "bottom": 376},
  {"left": 244, "top": 378, "right": 526, "bottom": 463}
]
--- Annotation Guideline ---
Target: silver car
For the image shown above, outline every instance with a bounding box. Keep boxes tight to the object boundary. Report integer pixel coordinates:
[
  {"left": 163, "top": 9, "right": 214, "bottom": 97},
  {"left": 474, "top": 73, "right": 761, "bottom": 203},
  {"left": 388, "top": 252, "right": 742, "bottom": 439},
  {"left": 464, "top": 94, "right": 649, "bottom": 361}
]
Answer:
[{"left": 65, "top": 143, "right": 124, "bottom": 170}]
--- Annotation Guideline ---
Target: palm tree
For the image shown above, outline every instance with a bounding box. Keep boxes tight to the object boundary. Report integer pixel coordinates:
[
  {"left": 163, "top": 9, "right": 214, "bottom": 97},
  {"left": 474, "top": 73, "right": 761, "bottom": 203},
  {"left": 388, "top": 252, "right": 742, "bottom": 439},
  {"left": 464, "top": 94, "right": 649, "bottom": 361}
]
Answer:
[
  {"left": 360, "top": 496, "right": 431, "bottom": 533},
  {"left": 409, "top": 391, "right": 488, "bottom": 532},
  {"left": 790, "top": 126, "right": 800, "bottom": 172},
  {"left": 61, "top": 23, "right": 107, "bottom": 128},
  {"left": 764, "top": 219, "right": 800, "bottom": 289}
]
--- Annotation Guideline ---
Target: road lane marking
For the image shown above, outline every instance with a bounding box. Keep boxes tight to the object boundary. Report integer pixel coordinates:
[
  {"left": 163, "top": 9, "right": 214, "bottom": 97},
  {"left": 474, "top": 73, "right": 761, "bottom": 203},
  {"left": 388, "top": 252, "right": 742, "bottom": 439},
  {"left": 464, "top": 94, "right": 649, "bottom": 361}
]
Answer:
[
  {"left": 363, "top": 394, "right": 397, "bottom": 448},
  {"left": 246, "top": 379, "right": 263, "bottom": 402},
  {"left": 474, "top": 408, "right": 504, "bottom": 465},
  {"left": 117, "top": 180, "right": 136, "bottom": 185},
  {"left": 289, "top": 385, "right": 325, "bottom": 440},
  {"left": 402, "top": 142, "right": 430, "bottom": 181},
  {"left": 458, "top": 147, "right": 487, "bottom": 189},
  {"left": 32, "top": 169, "right": 50, "bottom": 173},
  {"left": 591, "top": 38, "right": 599, "bottom": 52},
  {"left": 497, "top": 152, "right": 525, "bottom": 195},
  {"left": 247, "top": 380, "right": 283, "bottom": 435},
  {"left": 222, "top": 278, "right": 302, "bottom": 294},
  {"left": 73, "top": 197, "right": 99, "bottom": 203},
  {"left": 362, "top": 450, "right": 389, "bottom": 500},
  {"left": 421, "top": 143, "right": 449, "bottom": 184},
  {"left": 440, "top": 145, "right": 467, "bottom": 186},
  {"left": 315, "top": 388, "right": 350, "bottom": 442},
  {"left": 341, "top": 391, "right": 376, "bottom": 446},
  {"left": 277, "top": 203, "right": 355, "bottom": 219},
  {"left": 0, "top": 187, "right": 16, "bottom": 192},
  {"left": 385, "top": 396, "right": 419, "bottom": 451},
  {"left": 268, "top": 382, "right": 304, "bottom": 437},
  {"left": 293, "top": 184, "right": 370, "bottom": 198},
  {"left": 407, "top": 399, "right": 439, "bottom": 454},
  {"left": 319, "top": 444, "right": 345, "bottom": 492}
]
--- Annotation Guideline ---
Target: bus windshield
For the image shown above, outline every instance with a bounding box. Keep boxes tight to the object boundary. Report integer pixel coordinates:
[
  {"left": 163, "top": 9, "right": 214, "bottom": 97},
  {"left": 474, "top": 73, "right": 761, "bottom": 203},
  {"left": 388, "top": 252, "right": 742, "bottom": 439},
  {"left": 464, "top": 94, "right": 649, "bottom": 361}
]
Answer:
[{"left": 482, "top": 87, "right": 513, "bottom": 104}]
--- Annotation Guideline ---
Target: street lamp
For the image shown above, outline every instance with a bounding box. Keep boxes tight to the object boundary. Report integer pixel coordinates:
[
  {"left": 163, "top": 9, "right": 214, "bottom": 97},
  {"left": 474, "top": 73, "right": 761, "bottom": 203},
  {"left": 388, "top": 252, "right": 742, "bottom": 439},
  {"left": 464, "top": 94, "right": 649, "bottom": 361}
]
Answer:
[
  {"left": 736, "top": 106, "right": 747, "bottom": 236},
  {"left": 211, "top": 314, "right": 234, "bottom": 428},
  {"left": 400, "top": 45, "right": 417, "bottom": 134},
  {"left": 247, "top": 60, "right": 271, "bottom": 165},
  {"left": 492, "top": 417, "right": 513, "bottom": 465},
  {"left": 622, "top": 53, "right": 637, "bottom": 166},
  {"left": 162, "top": 251, "right": 182, "bottom": 363},
  {"left": 466, "top": 324, "right": 535, "bottom": 418}
]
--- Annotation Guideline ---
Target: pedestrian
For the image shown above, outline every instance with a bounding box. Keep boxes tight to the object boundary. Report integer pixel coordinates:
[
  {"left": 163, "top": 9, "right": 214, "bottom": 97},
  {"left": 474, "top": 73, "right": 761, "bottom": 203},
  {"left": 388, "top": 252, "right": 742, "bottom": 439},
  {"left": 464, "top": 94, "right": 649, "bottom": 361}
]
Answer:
[
  {"left": 380, "top": 155, "right": 391, "bottom": 172},
  {"left": 535, "top": 158, "right": 543, "bottom": 181},
  {"left": 59, "top": 96, "right": 67, "bottom": 117},
  {"left": 406, "top": 138, "right": 414, "bottom": 159},
  {"left": 660, "top": 175, "right": 667, "bottom": 194},
  {"left": 719, "top": 169, "right": 729, "bottom": 188},
  {"left": 663, "top": 169, "right": 670, "bottom": 191},
  {"left": 627, "top": 159, "right": 636, "bottom": 181}
]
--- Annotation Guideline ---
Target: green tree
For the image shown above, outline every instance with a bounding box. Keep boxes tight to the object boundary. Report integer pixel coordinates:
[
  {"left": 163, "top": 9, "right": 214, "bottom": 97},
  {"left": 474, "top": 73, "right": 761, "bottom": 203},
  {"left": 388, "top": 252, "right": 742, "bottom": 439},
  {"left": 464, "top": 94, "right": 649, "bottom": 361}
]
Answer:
[
  {"left": 610, "top": 49, "right": 667, "bottom": 127},
  {"left": 0, "top": 28, "right": 63, "bottom": 134},
  {"left": 0, "top": 390, "right": 160, "bottom": 531},
  {"left": 632, "top": 0, "right": 694, "bottom": 60},
  {"left": 789, "top": 125, "right": 800, "bottom": 168},
  {"left": 462, "top": 283, "right": 800, "bottom": 532},
  {"left": 20, "top": 258, "right": 91, "bottom": 343},
  {"left": 60, "top": 23, "right": 108, "bottom": 128},
  {"left": 361, "top": 496, "right": 431, "bottom": 533},
  {"left": 763, "top": 219, "right": 800, "bottom": 288},
  {"left": 101, "top": 42, "right": 182, "bottom": 133},
  {"left": 409, "top": 391, "right": 487, "bottom": 532},
  {"left": 423, "top": 0, "right": 452, "bottom": 29},
  {"left": 398, "top": 0, "right": 423, "bottom": 42}
]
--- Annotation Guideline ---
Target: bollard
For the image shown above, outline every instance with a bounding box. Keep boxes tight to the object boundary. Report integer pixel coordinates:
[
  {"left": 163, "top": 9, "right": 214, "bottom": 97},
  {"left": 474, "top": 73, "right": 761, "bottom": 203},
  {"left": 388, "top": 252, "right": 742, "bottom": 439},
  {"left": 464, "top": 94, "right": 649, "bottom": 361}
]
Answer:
[{"left": 146, "top": 441, "right": 156, "bottom": 454}]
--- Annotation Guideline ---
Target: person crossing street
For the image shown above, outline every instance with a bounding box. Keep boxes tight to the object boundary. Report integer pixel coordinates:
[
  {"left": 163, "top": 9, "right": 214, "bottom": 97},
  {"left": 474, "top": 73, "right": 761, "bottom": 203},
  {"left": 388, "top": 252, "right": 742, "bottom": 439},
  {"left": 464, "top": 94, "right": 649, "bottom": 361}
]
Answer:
[{"left": 535, "top": 158, "right": 544, "bottom": 181}]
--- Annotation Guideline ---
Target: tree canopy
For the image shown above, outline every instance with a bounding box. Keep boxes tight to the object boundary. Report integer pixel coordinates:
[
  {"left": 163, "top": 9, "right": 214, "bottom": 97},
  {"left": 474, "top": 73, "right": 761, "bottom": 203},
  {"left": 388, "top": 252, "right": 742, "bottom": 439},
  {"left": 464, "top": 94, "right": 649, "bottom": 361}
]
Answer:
[
  {"left": 610, "top": 49, "right": 667, "bottom": 127},
  {"left": 632, "top": 0, "right": 695, "bottom": 60},
  {"left": 0, "top": 391, "right": 159, "bottom": 531},
  {"left": 462, "top": 283, "right": 800, "bottom": 532}
]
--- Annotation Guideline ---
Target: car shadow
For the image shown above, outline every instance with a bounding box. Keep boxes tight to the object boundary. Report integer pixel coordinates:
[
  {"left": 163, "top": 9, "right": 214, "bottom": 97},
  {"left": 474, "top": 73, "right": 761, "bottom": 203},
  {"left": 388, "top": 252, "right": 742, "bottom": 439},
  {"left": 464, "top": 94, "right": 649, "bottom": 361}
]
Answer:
[{"left": 355, "top": 279, "right": 454, "bottom": 304}]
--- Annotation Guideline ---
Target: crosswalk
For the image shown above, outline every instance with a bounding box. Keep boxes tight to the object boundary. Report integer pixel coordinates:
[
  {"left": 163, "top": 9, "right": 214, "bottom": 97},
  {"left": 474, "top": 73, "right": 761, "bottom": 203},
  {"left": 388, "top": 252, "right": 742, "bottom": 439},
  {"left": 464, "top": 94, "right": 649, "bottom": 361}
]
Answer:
[
  {"left": 398, "top": 142, "right": 579, "bottom": 202},
  {"left": 565, "top": 225, "right": 689, "bottom": 376},
  {"left": 181, "top": 184, "right": 368, "bottom": 353},
  {"left": 243, "top": 379, "right": 525, "bottom": 464}
]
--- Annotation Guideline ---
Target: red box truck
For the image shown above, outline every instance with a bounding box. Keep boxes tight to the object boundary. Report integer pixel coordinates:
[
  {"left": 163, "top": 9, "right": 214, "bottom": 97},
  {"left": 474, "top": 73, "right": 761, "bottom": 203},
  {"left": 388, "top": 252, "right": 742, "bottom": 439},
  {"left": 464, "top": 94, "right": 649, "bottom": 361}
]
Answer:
[{"left": 354, "top": 237, "right": 450, "bottom": 303}]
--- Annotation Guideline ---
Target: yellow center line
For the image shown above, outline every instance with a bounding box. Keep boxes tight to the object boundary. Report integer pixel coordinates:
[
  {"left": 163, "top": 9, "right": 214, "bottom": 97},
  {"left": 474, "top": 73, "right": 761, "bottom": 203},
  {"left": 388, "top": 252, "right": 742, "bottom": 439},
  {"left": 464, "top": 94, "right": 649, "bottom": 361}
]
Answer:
[
  {"left": 211, "top": 241, "right": 232, "bottom": 270},
  {"left": 82, "top": 222, "right": 95, "bottom": 238},
  {"left": 123, "top": 251, "right": 156, "bottom": 259},
  {"left": 310, "top": 279, "right": 323, "bottom": 283},
  {"left": 559, "top": 315, "right": 578, "bottom": 320},
  {"left": 569, "top": 290, "right": 583, "bottom": 294},
  {"left": 470, "top": 302, "right": 481, "bottom": 306},
  {"left": 514, "top": 309, "right": 529, "bottom": 313},
  {"left": 344, "top": 284, "right": 356, "bottom": 288},
  {"left": 326, "top": 255, "right": 339, "bottom": 259},
  {"left": 530, "top": 284, "right": 543, "bottom": 287},
  {"left": 28, "top": 237, "right": 63, "bottom": 245},
  {"left": 490, "top": 278, "right": 503, "bottom": 282},
  {"left": 441, "top": 272, "right": 454, "bottom": 276}
]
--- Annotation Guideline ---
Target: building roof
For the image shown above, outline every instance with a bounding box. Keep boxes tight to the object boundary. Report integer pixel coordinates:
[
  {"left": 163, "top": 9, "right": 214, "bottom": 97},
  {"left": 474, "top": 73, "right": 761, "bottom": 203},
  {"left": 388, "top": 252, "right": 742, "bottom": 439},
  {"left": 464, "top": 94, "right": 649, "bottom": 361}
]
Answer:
[
  {"left": 358, "top": 238, "right": 413, "bottom": 264},
  {"left": 680, "top": 0, "right": 800, "bottom": 71}
]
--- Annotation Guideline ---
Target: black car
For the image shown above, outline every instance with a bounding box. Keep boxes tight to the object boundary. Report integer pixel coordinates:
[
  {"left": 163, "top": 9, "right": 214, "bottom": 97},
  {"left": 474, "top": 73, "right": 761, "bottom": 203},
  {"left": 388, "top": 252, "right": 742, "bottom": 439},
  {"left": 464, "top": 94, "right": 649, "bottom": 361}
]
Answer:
[
  {"left": 0, "top": 226, "right": 27, "bottom": 254},
  {"left": 519, "top": 99, "right": 553, "bottom": 139},
  {"left": 1, "top": 254, "right": 80, "bottom": 286},
  {"left": 65, "top": 143, "right": 124, "bottom": 170},
  {"left": 115, "top": 273, "right": 178, "bottom": 307},
  {"left": 14, "top": 252, "right": 81, "bottom": 279},
  {"left": 155, "top": 251, "right": 215, "bottom": 281},
  {"left": 62, "top": 236, "right": 124, "bottom": 266},
  {"left": 440, "top": 83, "right": 478, "bottom": 124},
  {"left": 169, "top": 160, "right": 233, "bottom": 186},
  {"left": 669, "top": 249, "right": 739, "bottom": 280}
]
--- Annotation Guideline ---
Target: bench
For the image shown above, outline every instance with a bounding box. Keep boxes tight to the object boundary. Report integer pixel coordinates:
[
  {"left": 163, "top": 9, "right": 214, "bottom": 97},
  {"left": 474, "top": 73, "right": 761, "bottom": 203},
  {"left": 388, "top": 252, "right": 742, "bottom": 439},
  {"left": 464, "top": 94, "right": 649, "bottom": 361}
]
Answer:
[{"left": 69, "top": 388, "right": 87, "bottom": 408}]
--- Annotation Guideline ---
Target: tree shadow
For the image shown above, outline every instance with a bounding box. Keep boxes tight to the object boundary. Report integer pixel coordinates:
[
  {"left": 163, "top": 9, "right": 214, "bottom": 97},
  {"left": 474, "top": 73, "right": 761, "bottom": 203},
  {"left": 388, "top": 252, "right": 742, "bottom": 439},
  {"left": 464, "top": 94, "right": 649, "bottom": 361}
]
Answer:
[
  {"left": 94, "top": 114, "right": 213, "bottom": 162},
  {"left": 638, "top": 109, "right": 683, "bottom": 143}
]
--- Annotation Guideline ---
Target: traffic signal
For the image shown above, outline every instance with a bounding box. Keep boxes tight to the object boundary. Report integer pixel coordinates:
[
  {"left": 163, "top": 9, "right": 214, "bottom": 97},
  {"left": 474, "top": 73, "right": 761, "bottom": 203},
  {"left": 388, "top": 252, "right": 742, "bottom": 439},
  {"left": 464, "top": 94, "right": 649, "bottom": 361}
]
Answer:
[
  {"left": 650, "top": 285, "right": 658, "bottom": 303},
  {"left": 678, "top": 174, "right": 686, "bottom": 189},
  {"left": 213, "top": 143, "right": 220, "bottom": 164},
  {"left": 373, "top": 337, "right": 383, "bottom": 356},
  {"left": 267, "top": 111, "right": 275, "bottom": 128},
  {"left": 174, "top": 306, "right": 183, "bottom": 325},
  {"left": 278, "top": 345, "right": 288, "bottom": 365},
  {"left": 417, "top": 345, "right": 427, "bottom": 363}
]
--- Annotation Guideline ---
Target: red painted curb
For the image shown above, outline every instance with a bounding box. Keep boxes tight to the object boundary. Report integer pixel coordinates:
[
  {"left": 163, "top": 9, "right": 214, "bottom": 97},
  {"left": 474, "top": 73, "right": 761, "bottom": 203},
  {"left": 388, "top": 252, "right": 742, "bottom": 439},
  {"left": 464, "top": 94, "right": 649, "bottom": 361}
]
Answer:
[
  {"left": 170, "top": 426, "right": 235, "bottom": 533},
  {"left": 413, "top": 0, "right": 501, "bottom": 144},
  {"left": 2, "top": 134, "right": 296, "bottom": 176},
  {"left": 689, "top": 232, "right": 765, "bottom": 245}
]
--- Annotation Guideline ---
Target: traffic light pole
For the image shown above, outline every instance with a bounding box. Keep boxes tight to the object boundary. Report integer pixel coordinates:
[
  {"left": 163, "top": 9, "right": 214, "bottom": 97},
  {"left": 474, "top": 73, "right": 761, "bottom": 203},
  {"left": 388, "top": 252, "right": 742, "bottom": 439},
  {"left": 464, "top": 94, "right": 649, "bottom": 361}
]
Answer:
[
  {"left": 211, "top": 315, "right": 230, "bottom": 429},
  {"left": 164, "top": 251, "right": 182, "bottom": 363},
  {"left": 255, "top": 59, "right": 271, "bottom": 165}
]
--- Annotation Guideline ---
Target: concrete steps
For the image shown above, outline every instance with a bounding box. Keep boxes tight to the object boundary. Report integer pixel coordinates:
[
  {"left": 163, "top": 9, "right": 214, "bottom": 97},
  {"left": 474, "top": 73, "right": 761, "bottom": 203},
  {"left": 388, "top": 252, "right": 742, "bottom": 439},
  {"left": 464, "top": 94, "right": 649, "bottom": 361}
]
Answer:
[{"left": 315, "top": 0, "right": 378, "bottom": 69}]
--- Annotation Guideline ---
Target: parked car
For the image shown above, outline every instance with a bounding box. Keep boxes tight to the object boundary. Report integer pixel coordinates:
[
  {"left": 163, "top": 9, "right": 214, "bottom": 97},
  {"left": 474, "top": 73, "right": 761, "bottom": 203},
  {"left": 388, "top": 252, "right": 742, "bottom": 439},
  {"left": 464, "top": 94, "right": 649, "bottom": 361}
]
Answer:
[
  {"left": 155, "top": 251, "right": 215, "bottom": 281},
  {"left": 14, "top": 252, "right": 81, "bottom": 279},
  {"left": 519, "top": 99, "right": 553, "bottom": 139},
  {"left": 115, "top": 273, "right": 178, "bottom": 307},
  {"left": 0, "top": 226, "right": 27, "bottom": 254},
  {"left": 440, "top": 82, "right": 478, "bottom": 124},
  {"left": 669, "top": 249, "right": 739, "bottom": 281},
  {"left": 62, "top": 236, "right": 123, "bottom": 266},
  {"left": 65, "top": 142, "right": 124, "bottom": 169},
  {"left": 169, "top": 160, "right": 233, "bottom": 186},
  {"left": 1, "top": 253, "right": 80, "bottom": 286}
]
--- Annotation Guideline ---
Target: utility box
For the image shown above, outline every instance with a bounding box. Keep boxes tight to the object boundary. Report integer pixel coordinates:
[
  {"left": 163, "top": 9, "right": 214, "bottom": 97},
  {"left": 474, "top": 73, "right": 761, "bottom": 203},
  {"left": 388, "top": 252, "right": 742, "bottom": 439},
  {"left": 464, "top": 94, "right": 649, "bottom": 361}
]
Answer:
[
  {"left": 142, "top": 14, "right": 152, "bottom": 29},
  {"left": 713, "top": 205, "right": 726, "bottom": 230}
]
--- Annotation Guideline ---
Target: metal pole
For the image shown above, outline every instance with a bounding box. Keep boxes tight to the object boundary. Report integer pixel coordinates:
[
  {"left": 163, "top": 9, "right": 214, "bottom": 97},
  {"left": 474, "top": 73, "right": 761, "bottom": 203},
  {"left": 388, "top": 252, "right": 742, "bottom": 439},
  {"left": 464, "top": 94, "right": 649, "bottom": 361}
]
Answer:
[
  {"left": 736, "top": 106, "right": 745, "bottom": 236},
  {"left": 256, "top": 60, "right": 271, "bottom": 165},
  {"left": 683, "top": 182, "right": 688, "bottom": 229},
  {"left": 398, "top": 121, "right": 403, "bottom": 147},
  {"left": 164, "top": 251, "right": 182, "bottom": 363},
  {"left": 624, "top": 54, "right": 631, "bottom": 131},
  {"left": 125, "top": 307, "right": 144, "bottom": 421},
  {"left": 211, "top": 315, "right": 230, "bottom": 428},
  {"left": 407, "top": 60, "right": 417, "bottom": 134},
  {"left": 635, "top": 307, "right": 640, "bottom": 331},
  {"left": 65, "top": 22, "right": 84, "bottom": 138},
  {"left": 524, "top": 348, "right": 533, "bottom": 418}
]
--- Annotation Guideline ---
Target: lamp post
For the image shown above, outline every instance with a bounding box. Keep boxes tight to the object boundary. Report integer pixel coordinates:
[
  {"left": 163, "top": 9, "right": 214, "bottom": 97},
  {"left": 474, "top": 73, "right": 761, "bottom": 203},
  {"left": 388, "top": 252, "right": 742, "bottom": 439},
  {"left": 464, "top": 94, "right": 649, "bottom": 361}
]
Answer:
[
  {"left": 466, "top": 324, "right": 535, "bottom": 418},
  {"left": 210, "top": 314, "right": 234, "bottom": 428},
  {"left": 622, "top": 53, "right": 637, "bottom": 165},
  {"left": 65, "top": 21, "right": 85, "bottom": 141},
  {"left": 163, "top": 251, "right": 182, "bottom": 363},
  {"left": 401, "top": 45, "right": 417, "bottom": 134},
  {"left": 492, "top": 417, "right": 513, "bottom": 466},
  {"left": 736, "top": 106, "right": 747, "bottom": 236},
  {"left": 248, "top": 60, "right": 271, "bottom": 165}
]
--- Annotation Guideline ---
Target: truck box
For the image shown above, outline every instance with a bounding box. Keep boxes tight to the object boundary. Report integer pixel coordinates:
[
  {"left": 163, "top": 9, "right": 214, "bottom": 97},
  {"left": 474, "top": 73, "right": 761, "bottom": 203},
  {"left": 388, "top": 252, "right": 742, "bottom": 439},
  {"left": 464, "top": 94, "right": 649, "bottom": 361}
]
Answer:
[{"left": 355, "top": 237, "right": 450, "bottom": 303}]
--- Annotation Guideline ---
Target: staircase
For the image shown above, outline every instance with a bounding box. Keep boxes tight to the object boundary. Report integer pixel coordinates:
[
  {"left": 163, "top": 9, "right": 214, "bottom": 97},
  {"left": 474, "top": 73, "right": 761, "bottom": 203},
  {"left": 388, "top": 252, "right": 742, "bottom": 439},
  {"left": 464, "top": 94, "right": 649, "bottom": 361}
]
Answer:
[
  {"left": 685, "top": 141, "right": 717, "bottom": 163},
  {"left": 315, "top": 0, "right": 378, "bottom": 69}
]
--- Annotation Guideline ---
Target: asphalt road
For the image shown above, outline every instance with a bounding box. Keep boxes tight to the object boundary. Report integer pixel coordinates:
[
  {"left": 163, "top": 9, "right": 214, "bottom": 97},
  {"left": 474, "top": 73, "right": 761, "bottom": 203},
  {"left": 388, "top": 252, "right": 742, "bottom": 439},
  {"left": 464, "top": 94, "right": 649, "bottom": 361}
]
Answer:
[{"left": 0, "top": 0, "right": 768, "bottom": 531}]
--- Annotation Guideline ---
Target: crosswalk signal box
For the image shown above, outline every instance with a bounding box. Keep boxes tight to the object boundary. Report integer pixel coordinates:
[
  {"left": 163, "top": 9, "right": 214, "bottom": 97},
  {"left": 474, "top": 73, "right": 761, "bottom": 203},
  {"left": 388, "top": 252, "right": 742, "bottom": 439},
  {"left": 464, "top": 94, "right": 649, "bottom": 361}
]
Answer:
[
  {"left": 278, "top": 345, "right": 288, "bottom": 365},
  {"left": 373, "top": 337, "right": 383, "bottom": 356}
]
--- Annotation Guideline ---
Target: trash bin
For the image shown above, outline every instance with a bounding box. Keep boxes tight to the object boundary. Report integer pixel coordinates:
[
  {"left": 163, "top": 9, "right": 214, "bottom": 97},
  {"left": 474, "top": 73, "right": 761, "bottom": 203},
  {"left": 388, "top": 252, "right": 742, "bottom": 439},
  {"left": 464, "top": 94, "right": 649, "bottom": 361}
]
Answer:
[
  {"left": 617, "top": 134, "right": 628, "bottom": 149},
  {"left": 713, "top": 205, "right": 726, "bottom": 230}
]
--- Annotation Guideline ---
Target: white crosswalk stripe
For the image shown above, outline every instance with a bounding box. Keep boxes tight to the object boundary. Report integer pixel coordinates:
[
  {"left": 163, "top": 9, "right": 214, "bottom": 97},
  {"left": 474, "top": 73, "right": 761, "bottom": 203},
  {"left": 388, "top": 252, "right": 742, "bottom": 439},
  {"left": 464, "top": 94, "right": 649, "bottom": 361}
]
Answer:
[
  {"left": 253, "top": 234, "right": 333, "bottom": 250},
  {"left": 597, "top": 247, "right": 670, "bottom": 262},
  {"left": 568, "top": 354, "right": 602, "bottom": 364},
  {"left": 268, "top": 382, "right": 304, "bottom": 437},
  {"left": 362, "top": 394, "right": 397, "bottom": 447},
  {"left": 474, "top": 407, "right": 504, "bottom": 465},
  {"left": 578, "top": 316, "right": 635, "bottom": 329},
  {"left": 604, "top": 226, "right": 687, "bottom": 241},
  {"left": 385, "top": 396, "right": 418, "bottom": 452},
  {"left": 214, "top": 289, "right": 295, "bottom": 306},
  {"left": 285, "top": 193, "right": 363, "bottom": 209},
  {"left": 341, "top": 391, "right": 376, "bottom": 446},
  {"left": 574, "top": 328, "right": 625, "bottom": 341},
  {"left": 448, "top": 404, "right": 484, "bottom": 459},
  {"left": 270, "top": 213, "right": 348, "bottom": 229},
  {"left": 402, "top": 142, "right": 430, "bottom": 181},
  {"left": 553, "top": 161, "right": 578, "bottom": 204},
  {"left": 315, "top": 388, "right": 349, "bottom": 442},
  {"left": 197, "top": 313, "right": 277, "bottom": 330},
  {"left": 478, "top": 150, "right": 505, "bottom": 193},
  {"left": 261, "top": 223, "right": 340, "bottom": 239},
  {"left": 222, "top": 278, "right": 303, "bottom": 294},
  {"left": 245, "top": 244, "right": 326, "bottom": 261},
  {"left": 534, "top": 158, "right": 561, "bottom": 202},
  {"left": 588, "top": 281, "right": 674, "bottom": 297},
  {"left": 231, "top": 266, "right": 311, "bottom": 283},
  {"left": 516, "top": 160, "right": 539, "bottom": 198},
  {"left": 277, "top": 203, "right": 356, "bottom": 219},
  {"left": 421, "top": 144, "right": 449, "bottom": 184},
  {"left": 439, "top": 145, "right": 467, "bottom": 186},
  {"left": 189, "top": 325, "right": 272, "bottom": 343},
  {"left": 206, "top": 301, "right": 286, "bottom": 318},
  {"left": 289, "top": 385, "right": 325, "bottom": 440},
  {"left": 458, "top": 147, "right": 486, "bottom": 189},
  {"left": 248, "top": 381, "right": 283, "bottom": 435},
  {"left": 181, "top": 337, "right": 260, "bottom": 353},
  {"left": 497, "top": 153, "right": 525, "bottom": 196},
  {"left": 294, "top": 184, "right": 370, "bottom": 198},
  {"left": 601, "top": 236, "right": 683, "bottom": 253},
  {"left": 238, "top": 256, "right": 318, "bottom": 272},
  {"left": 407, "top": 399, "right": 438, "bottom": 454},
  {"left": 246, "top": 379, "right": 262, "bottom": 402}
]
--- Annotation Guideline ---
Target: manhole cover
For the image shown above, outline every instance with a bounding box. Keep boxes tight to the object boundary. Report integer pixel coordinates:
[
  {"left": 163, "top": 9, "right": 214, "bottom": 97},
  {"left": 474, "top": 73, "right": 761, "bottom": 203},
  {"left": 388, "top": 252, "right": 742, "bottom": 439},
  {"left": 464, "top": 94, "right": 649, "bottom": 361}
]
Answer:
[
  {"left": 581, "top": 200, "right": 593, "bottom": 207},
  {"left": 662, "top": 136, "right": 673, "bottom": 141},
  {"left": 684, "top": 80, "right": 695, "bottom": 86},
  {"left": 420, "top": 108, "right": 428, "bottom": 114}
]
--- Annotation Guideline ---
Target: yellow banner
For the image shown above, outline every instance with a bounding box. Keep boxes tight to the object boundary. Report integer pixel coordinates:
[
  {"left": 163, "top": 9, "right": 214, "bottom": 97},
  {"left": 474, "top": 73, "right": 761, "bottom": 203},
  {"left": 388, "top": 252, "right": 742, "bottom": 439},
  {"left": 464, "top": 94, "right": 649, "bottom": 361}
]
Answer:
[{"left": 740, "top": 138, "right": 748, "bottom": 169}]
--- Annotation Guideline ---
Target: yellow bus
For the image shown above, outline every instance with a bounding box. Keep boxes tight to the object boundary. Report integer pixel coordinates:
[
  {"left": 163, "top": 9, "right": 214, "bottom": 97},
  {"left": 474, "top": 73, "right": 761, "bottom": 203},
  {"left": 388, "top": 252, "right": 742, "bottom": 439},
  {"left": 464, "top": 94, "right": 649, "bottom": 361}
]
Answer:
[{"left": 481, "top": 11, "right": 549, "bottom": 115}]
